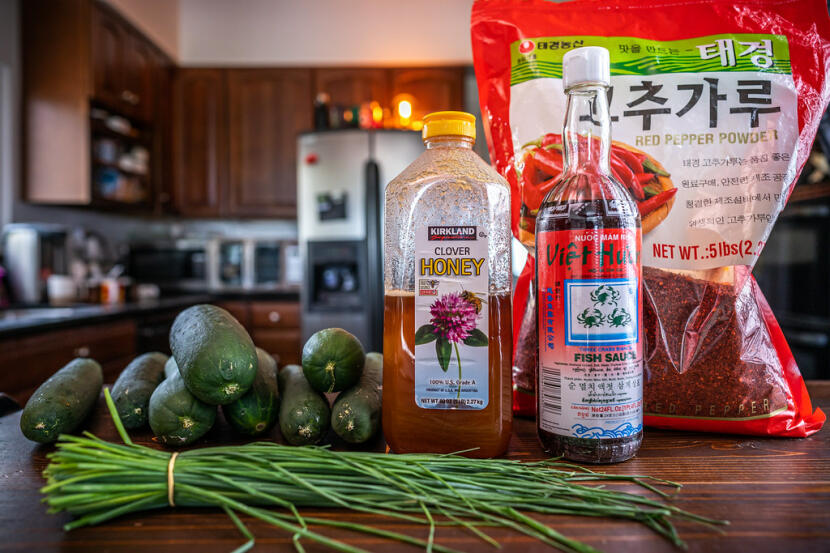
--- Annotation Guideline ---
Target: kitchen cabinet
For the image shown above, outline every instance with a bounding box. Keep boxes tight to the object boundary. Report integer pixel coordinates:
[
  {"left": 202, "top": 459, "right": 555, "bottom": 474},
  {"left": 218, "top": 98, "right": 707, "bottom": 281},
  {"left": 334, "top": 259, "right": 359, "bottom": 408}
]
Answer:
[
  {"left": 91, "top": 2, "right": 158, "bottom": 122},
  {"left": 0, "top": 320, "right": 137, "bottom": 404},
  {"left": 390, "top": 67, "right": 465, "bottom": 120},
  {"left": 22, "top": 0, "right": 172, "bottom": 208},
  {"left": 171, "top": 66, "right": 463, "bottom": 218},
  {"left": 227, "top": 69, "right": 311, "bottom": 217},
  {"left": 90, "top": 2, "right": 124, "bottom": 111},
  {"left": 173, "top": 69, "right": 311, "bottom": 218},
  {"left": 24, "top": 0, "right": 462, "bottom": 217},
  {"left": 216, "top": 300, "right": 302, "bottom": 365},
  {"left": 150, "top": 49, "right": 174, "bottom": 211},
  {"left": 215, "top": 301, "right": 251, "bottom": 328},
  {"left": 172, "top": 69, "right": 227, "bottom": 217},
  {"left": 23, "top": 0, "right": 92, "bottom": 204},
  {"left": 314, "top": 68, "right": 390, "bottom": 107},
  {"left": 122, "top": 30, "right": 158, "bottom": 122}
]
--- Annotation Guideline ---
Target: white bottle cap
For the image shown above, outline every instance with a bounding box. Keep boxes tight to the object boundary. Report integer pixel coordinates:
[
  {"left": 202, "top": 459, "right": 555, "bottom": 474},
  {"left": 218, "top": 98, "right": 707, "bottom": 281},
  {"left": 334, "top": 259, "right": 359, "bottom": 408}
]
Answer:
[{"left": 562, "top": 46, "right": 611, "bottom": 90}]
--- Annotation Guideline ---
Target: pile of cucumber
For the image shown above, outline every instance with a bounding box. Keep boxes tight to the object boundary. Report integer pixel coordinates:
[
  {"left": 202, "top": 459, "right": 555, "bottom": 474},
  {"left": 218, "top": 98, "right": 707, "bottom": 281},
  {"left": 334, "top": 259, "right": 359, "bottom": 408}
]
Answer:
[
  {"left": 19, "top": 303, "right": 382, "bottom": 449},
  {"left": 281, "top": 328, "right": 383, "bottom": 446}
]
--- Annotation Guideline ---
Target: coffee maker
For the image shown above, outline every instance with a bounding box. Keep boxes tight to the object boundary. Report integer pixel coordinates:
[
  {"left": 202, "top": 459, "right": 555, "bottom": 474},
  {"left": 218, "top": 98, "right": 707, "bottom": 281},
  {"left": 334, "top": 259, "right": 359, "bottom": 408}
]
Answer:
[{"left": 0, "top": 224, "right": 68, "bottom": 304}]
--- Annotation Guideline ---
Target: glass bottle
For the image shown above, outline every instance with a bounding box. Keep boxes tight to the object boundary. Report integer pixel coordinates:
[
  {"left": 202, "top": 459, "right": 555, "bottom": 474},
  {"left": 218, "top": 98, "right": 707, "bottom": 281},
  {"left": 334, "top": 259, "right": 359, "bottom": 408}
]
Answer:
[
  {"left": 383, "top": 111, "right": 513, "bottom": 458},
  {"left": 535, "top": 47, "right": 643, "bottom": 463}
]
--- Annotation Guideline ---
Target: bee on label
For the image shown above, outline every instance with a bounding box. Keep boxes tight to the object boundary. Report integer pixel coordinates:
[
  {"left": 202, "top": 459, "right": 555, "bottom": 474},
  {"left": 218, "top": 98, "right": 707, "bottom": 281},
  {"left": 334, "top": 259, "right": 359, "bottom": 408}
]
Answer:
[{"left": 460, "top": 290, "right": 487, "bottom": 314}]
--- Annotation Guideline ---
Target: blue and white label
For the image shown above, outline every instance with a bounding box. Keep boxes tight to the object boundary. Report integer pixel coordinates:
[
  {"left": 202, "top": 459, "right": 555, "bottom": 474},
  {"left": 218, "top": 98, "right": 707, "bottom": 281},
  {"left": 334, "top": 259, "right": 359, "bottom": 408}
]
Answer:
[{"left": 564, "top": 279, "right": 638, "bottom": 345}]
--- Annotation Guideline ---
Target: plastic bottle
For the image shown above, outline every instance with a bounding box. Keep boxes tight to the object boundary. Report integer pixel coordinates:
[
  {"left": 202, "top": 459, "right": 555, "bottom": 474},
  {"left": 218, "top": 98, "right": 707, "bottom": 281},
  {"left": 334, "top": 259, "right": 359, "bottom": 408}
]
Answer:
[
  {"left": 383, "top": 111, "right": 513, "bottom": 458},
  {"left": 535, "top": 47, "right": 643, "bottom": 463}
]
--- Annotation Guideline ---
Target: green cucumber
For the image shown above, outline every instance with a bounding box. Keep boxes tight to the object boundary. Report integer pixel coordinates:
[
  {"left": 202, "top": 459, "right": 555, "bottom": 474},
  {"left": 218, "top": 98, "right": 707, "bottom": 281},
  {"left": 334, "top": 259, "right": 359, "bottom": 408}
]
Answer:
[
  {"left": 331, "top": 352, "right": 382, "bottom": 444},
  {"left": 170, "top": 304, "right": 257, "bottom": 405},
  {"left": 222, "top": 348, "right": 279, "bottom": 436},
  {"left": 148, "top": 371, "right": 216, "bottom": 446},
  {"left": 164, "top": 356, "right": 179, "bottom": 379},
  {"left": 301, "top": 328, "right": 365, "bottom": 393},
  {"left": 278, "top": 364, "right": 330, "bottom": 445},
  {"left": 111, "top": 352, "right": 168, "bottom": 429},
  {"left": 20, "top": 358, "right": 103, "bottom": 443}
]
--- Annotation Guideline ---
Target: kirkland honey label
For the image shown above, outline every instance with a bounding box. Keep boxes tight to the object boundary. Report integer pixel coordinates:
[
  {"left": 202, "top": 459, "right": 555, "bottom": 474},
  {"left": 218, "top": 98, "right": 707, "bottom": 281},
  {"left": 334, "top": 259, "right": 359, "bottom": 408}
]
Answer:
[
  {"left": 508, "top": 33, "right": 798, "bottom": 270},
  {"left": 537, "top": 228, "right": 643, "bottom": 438},
  {"left": 414, "top": 224, "right": 489, "bottom": 409}
]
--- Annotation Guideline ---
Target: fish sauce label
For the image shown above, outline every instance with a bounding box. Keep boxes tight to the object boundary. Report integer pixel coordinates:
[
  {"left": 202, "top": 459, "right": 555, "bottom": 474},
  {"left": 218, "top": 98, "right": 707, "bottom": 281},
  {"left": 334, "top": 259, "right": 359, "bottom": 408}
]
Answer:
[
  {"left": 537, "top": 228, "right": 643, "bottom": 438},
  {"left": 413, "top": 224, "right": 489, "bottom": 410}
]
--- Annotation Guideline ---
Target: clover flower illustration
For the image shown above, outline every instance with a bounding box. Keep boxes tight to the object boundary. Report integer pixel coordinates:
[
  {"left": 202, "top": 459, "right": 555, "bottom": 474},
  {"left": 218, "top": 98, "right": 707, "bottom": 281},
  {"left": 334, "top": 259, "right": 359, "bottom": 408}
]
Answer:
[{"left": 415, "top": 292, "right": 488, "bottom": 399}]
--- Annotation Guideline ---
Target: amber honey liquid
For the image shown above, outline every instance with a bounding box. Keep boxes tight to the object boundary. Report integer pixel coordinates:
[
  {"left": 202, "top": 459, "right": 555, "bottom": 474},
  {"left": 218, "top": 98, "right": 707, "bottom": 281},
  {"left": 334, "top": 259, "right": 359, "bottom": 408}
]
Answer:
[{"left": 383, "top": 291, "right": 513, "bottom": 458}]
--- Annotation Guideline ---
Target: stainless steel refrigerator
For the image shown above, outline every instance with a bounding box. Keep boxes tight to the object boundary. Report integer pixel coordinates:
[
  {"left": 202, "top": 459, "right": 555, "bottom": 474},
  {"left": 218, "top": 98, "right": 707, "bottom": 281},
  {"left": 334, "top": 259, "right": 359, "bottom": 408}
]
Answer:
[{"left": 297, "top": 129, "right": 423, "bottom": 352}]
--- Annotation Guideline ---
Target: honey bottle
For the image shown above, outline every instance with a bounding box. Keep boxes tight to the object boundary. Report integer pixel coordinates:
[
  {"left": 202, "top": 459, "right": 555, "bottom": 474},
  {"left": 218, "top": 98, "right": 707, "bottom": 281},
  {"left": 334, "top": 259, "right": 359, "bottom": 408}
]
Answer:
[
  {"left": 383, "top": 111, "right": 513, "bottom": 458},
  {"left": 535, "top": 47, "right": 643, "bottom": 463}
]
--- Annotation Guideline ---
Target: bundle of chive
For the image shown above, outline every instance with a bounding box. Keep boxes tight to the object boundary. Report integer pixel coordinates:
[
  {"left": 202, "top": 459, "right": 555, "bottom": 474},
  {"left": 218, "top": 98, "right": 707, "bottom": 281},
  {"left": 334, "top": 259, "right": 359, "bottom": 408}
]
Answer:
[{"left": 41, "top": 390, "right": 726, "bottom": 553}]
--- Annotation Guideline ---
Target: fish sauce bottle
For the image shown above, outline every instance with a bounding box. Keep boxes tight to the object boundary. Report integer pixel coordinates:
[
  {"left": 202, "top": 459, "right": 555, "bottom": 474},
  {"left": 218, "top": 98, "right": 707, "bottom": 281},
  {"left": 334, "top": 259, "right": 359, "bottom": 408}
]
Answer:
[
  {"left": 535, "top": 47, "right": 643, "bottom": 463},
  {"left": 383, "top": 111, "right": 513, "bottom": 458}
]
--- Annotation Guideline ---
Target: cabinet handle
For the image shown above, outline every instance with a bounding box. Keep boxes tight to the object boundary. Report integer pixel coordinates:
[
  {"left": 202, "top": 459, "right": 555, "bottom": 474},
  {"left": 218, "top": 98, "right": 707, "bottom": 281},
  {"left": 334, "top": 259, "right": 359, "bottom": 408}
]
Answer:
[
  {"left": 268, "top": 311, "right": 281, "bottom": 323},
  {"left": 121, "top": 90, "right": 140, "bottom": 105},
  {"left": 75, "top": 346, "right": 91, "bottom": 357}
]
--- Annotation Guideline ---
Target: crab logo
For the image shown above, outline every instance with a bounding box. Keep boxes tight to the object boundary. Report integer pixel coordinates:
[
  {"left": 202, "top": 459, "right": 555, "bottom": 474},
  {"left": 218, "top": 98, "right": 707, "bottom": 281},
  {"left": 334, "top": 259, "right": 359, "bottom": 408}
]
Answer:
[
  {"left": 590, "top": 285, "right": 620, "bottom": 307},
  {"left": 607, "top": 307, "right": 632, "bottom": 328},
  {"left": 576, "top": 308, "right": 605, "bottom": 329},
  {"left": 519, "top": 40, "right": 535, "bottom": 54}
]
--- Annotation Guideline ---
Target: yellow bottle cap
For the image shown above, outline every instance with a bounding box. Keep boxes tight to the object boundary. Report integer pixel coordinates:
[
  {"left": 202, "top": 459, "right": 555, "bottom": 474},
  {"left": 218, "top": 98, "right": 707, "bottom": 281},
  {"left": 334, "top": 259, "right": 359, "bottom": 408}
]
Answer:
[{"left": 421, "top": 111, "right": 476, "bottom": 142}]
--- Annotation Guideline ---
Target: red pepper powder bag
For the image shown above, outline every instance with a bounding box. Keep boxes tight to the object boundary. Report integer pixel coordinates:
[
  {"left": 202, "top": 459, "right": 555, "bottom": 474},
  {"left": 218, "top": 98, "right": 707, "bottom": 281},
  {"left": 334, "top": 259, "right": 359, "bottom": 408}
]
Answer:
[{"left": 472, "top": 0, "right": 828, "bottom": 436}]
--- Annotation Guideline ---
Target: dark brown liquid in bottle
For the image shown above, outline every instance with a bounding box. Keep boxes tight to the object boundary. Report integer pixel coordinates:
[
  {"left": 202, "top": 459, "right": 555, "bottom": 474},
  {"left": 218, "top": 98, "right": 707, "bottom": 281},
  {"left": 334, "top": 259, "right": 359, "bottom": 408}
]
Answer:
[
  {"left": 536, "top": 194, "right": 642, "bottom": 464},
  {"left": 533, "top": 75, "right": 641, "bottom": 464}
]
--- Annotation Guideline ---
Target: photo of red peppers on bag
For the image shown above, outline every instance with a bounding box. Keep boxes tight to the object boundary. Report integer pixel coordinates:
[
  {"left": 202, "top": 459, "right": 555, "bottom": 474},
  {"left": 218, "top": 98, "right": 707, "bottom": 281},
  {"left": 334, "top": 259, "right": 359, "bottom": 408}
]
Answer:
[
  {"left": 472, "top": 0, "right": 830, "bottom": 436},
  {"left": 517, "top": 133, "right": 676, "bottom": 247}
]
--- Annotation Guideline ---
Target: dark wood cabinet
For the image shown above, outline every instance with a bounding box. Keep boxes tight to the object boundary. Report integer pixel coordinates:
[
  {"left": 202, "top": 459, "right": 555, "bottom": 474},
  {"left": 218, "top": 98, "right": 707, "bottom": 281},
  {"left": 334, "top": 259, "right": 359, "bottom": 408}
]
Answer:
[
  {"left": 172, "top": 69, "right": 227, "bottom": 217},
  {"left": 25, "top": 1, "right": 463, "bottom": 217},
  {"left": 170, "top": 66, "right": 464, "bottom": 218},
  {"left": 150, "top": 49, "right": 174, "bottom": 211},
  {"left": 314, "top": 68, "right": 390, "bottom": 107},
  {"left": 391, "top": 67, "right": 465, "bottom": 120},
  {"left": 90, "top": 2, "right": 161, "bottom": 122},
  {"left": 173, "top": 69, "right": 311, "bottom": 218},
  {"left": 250, "top": 300, "right": 302, "bottom": 366},
  {"left": 23, "top": 0, "right": 171, "bottom": 208},
  {"left": 91, "top": 3, "right": 124, "bottom": 110},
  {"left": 227, "top": 69, "right": 310, "bottom": 218},
  {"left": 122, "top": 30, "right": 157, "bottom": 122},
  {"left": 0, "top": 320, "right": 137, "bottom": 404},
  {"left": 216, "top": 300, "right": 302, "bottom": 366}
]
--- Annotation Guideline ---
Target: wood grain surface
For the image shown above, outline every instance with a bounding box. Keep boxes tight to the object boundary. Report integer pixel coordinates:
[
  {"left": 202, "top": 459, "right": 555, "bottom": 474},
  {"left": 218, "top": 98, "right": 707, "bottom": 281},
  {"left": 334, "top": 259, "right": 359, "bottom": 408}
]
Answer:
[{"left": 1, "top": 382, "right": 828, "bottom": 553}]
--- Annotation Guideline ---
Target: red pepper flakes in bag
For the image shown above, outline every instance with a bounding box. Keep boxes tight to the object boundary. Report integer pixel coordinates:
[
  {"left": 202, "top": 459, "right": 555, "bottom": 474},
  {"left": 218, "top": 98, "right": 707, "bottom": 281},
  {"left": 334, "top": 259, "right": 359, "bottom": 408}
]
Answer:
[{"left": 473, "top": 0, "right": 829, "bottom": 436}]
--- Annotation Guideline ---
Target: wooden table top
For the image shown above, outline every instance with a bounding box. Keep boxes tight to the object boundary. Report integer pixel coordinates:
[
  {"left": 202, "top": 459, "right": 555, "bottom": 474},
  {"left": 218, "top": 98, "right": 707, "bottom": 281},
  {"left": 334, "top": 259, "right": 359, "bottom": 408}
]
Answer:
[{"left": 1, "top": 382, "right": 829, "bottom": 553}]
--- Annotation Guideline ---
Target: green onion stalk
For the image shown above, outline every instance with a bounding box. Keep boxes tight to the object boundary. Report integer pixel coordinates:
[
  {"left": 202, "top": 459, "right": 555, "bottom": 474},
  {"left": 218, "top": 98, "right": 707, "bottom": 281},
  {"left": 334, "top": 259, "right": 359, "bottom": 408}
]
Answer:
[{"left": 40, "top": 389, "right": 727, "bottom": 553}]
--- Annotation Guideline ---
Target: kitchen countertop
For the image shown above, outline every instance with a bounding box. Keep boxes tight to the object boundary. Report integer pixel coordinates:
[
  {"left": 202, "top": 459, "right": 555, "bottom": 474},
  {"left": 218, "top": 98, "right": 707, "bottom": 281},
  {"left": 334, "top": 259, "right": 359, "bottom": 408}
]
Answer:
[
  {"left": 0, "top": 296, "right": 212, "bottom": 337},
  {"left": 0, "top": 289, "right": 300, "bottom": 338},
  {"left": 0, "top": 381, "right": 827, "bottom": 553}
]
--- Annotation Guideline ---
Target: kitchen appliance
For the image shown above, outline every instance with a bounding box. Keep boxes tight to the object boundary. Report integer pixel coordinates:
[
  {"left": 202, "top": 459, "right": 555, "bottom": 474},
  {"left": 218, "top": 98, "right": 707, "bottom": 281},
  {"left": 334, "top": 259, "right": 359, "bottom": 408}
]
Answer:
[
  {"left": 128, "top": 239, "right": 212, "bottom": 293},
  {"left": 216, "top": 239, "right": 244, "bottom": 288},
  {"left": 213, "top": 238, "right": 294, "bottom": 291},
  {"left": 297, "top": 129, "right": 423, "bottom": 351},
  {"left": 0, "top": 224, "right": 68, "bottom": 305},
  {"left": 128, "top": 238, "right": 298, "bottom": 293}
]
